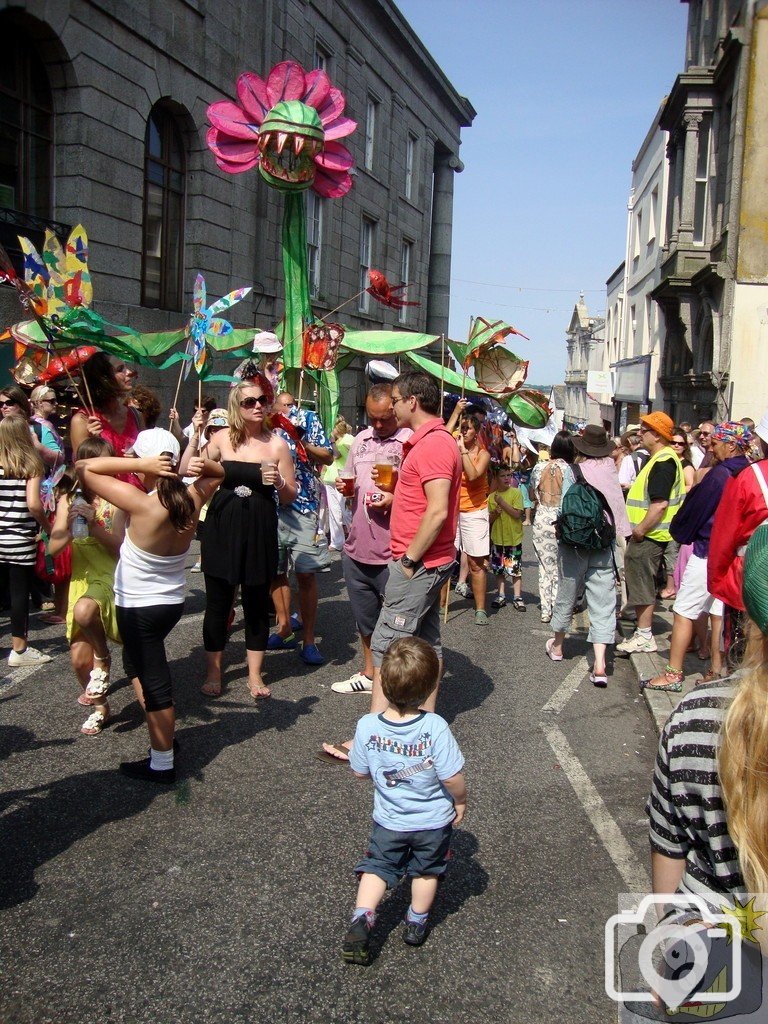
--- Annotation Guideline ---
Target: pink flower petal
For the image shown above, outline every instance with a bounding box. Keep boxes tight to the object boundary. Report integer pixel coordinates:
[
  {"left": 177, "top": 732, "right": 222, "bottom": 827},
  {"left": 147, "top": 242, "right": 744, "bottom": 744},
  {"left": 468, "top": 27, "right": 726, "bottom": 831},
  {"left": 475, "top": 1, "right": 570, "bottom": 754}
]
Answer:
[
  {"left": 302, "top": 69, "right": 331, "bottom": 111},
  {"left": 207, "top": 101, "right": 259, "bottom": 140},
  {"left": 315, "top": 141, "right": 354, "bottom": 172},
  {"left": 313, "top": 166, "right": 352, "bottom": 199},
  {"left": 206, "top": 127, "right": 260, "bottom": 165},
  {"left": 266, "top": 61, "right": 306, "bottom": 106},
  {"left": 212, "top": 152, "right": 261, "bottom": 175},
  {"left": 237, "top": 72, "right": 270, "bottom": 124},
  {"left": 316, "top": 87, "right": 345, "bottom": 127},
  {"left": 322, "top": 115, "right": 357, "bottom": 141}
]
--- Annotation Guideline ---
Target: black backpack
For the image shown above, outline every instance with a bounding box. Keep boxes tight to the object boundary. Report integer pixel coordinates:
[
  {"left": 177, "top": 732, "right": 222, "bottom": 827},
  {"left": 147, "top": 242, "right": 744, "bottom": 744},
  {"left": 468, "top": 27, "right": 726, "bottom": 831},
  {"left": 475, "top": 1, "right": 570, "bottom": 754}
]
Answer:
[{"left": 555, "top": 465, "right": 616, "bottom": 551}]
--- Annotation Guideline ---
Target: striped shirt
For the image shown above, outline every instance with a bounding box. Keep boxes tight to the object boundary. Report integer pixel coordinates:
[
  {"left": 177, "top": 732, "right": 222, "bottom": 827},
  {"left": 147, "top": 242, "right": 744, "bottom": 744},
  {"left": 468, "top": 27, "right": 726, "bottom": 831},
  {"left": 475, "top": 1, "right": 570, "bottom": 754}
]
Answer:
[
  {"left": 647, "top": 680, "right": 745, "bottom": 900},
  {"left": 0, "top": 470, "right": 38, "bottom": 565}
]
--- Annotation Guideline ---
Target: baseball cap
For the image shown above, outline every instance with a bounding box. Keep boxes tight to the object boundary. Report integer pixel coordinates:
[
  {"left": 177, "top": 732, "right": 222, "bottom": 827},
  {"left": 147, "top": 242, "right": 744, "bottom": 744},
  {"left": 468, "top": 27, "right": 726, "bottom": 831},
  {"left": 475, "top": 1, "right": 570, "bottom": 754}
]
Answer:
[{"left": 126, "top": 427, "right": 181, "bottom": 466}]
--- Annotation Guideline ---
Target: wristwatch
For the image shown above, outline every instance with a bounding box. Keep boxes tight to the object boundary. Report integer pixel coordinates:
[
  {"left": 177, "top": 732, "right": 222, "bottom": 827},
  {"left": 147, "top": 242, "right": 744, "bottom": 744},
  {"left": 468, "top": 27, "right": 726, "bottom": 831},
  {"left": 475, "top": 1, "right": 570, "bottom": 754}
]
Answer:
[{"left": 401, "top": 554, "right": 418, "bottom": 569}]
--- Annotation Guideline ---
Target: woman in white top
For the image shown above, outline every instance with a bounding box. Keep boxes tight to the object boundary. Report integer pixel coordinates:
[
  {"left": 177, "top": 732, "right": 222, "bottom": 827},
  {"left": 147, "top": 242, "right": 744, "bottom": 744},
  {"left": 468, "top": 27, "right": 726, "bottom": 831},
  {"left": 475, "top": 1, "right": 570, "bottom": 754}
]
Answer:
[{"left": 78, "top": 428, "right": 223, "bottom": 784}]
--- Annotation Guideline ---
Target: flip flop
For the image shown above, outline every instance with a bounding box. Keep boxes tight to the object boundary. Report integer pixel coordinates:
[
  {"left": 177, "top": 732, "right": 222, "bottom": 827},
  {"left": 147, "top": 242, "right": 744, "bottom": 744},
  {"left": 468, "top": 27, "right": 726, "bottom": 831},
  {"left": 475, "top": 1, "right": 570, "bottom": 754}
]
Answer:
[
  {"left": 249, "top": 684, "right": 272, "bottom": 700},
  {"left": 316, "top": 742, "right": 351, "bottom": 764},
  {"left": 545, "top": 638, "right": 563, "bottom": 662},
  {"left": 40, "top": 613, "right": 66, "bottom": 624},
  {"left": 590, "top": 672, "right": 608, "bottom": 688},
  {"left": 200, "top": 681, "right": 222, "bottom": 698}
]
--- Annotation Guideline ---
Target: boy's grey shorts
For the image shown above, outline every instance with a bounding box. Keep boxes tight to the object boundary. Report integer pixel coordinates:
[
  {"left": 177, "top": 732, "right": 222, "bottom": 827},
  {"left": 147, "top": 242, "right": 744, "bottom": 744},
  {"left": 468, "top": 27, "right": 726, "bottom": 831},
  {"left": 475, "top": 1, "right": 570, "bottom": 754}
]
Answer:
[
  {"left": 370, "top": 558, "right": 455, "bottom": 667},
  {"left": 355, "top": 822, "right": 453, "bottom": 888},
  {"left": 342, "top": 553, "right": 390, "bottom": 637}
]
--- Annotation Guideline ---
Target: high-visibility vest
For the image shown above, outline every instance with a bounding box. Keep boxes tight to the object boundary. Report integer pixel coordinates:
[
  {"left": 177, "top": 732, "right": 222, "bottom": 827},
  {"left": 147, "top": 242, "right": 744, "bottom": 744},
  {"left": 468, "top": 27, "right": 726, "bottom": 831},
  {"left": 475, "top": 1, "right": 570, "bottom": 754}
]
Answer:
[{"left": 625, "top": 446, "right": 685, "bottom": 542}]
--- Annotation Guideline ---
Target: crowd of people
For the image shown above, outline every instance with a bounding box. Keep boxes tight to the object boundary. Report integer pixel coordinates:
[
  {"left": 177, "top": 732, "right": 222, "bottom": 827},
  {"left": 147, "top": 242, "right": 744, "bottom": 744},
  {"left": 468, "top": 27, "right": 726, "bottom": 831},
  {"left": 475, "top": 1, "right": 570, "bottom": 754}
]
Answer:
[{"left": 3, "top": 358, "right": 768, "bottom": 971}]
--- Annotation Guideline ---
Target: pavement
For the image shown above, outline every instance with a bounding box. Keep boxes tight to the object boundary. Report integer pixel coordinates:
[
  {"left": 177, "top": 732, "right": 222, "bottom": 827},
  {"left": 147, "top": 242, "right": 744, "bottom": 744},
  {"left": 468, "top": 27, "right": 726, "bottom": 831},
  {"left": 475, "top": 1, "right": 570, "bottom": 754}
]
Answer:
[
  {"left": 1, "top": 539, "right": 677, "bottom": 1023},
  {"left": 619, "top": 601, "right": 709, "bottom": 736}
]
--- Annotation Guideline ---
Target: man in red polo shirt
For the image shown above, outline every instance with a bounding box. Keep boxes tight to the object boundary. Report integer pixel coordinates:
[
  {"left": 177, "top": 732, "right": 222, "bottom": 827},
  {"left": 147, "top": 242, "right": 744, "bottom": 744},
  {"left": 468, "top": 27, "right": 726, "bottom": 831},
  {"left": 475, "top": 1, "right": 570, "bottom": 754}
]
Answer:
[{"left": 319, "top": 371, "right": 461, "bottom": 762}]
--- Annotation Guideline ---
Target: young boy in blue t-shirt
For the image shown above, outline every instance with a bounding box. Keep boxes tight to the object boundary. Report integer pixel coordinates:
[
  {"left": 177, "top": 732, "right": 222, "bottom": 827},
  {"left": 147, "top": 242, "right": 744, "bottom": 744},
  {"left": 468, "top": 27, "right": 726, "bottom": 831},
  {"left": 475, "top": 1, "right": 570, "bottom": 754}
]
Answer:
[{"left": 342, "top": 636, "right": 467, "bottom": 965}]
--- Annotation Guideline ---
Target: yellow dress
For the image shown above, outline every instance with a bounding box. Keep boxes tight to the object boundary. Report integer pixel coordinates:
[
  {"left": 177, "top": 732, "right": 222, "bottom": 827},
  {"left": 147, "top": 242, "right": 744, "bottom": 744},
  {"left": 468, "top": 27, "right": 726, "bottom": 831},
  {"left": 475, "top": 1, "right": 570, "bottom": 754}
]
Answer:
[{"left": 65, "top": 499, "right": 121, "bottom": 645}]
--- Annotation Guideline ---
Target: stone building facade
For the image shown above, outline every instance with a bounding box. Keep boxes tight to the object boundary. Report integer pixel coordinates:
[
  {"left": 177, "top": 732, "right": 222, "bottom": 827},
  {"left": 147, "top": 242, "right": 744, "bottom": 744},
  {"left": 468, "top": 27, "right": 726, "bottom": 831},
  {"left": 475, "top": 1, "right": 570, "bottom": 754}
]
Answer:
[
  {"left": 562, "top": 294, "right": 605, "bottom": 429},
  {"left": 0, "top": 0, "right": 474, "bottom": 421},
  {"left": 653, "top": 0, "right": 766, "bottom": 422}
]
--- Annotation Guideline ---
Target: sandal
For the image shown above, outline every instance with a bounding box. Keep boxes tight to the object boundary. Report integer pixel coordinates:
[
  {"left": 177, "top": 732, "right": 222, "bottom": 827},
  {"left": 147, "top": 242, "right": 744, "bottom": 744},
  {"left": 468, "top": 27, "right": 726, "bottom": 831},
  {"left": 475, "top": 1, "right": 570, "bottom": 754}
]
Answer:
[
  {"left": 512, "top": 598, "right": 526, "bottom": 612},
  {"left": 640, "top": 666, "right": 684, "bottom": 693},
  {"left": 85, "top": 665, "right": 110, "bottom": 699},
  {"left": 249, "top": 683, "right": 272, "bottom": 700},
  {"left": 696, "top": 669, "right": 724, "bottom": 685},
  {"left": 77, "top": 692, "right": 96, "bottom": 707},
  {"left": 590, "top": 672, "right": 608, "bottom": 688},
  {"left": 200, "top": 680, "right": 222, "bottom": 698},
  {"left": 316, "top": 742, "right": 351, "bottom": 764},
  {"left": 545, "top": 637, "right": 563, "bottom": 662},
  {"left": 40, "top": 612, "right": 66, "bottom": 624},
  {"left": 81, "top": 709, "right": 108, "bottom": 735}
]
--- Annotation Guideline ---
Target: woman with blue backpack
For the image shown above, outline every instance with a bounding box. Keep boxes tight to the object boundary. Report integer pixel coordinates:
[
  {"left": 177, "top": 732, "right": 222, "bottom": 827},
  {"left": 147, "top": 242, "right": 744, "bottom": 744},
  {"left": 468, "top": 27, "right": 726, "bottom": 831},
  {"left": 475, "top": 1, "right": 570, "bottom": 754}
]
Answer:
[{"left": 545, "top": 425, "right": 631, "bottom": 686}]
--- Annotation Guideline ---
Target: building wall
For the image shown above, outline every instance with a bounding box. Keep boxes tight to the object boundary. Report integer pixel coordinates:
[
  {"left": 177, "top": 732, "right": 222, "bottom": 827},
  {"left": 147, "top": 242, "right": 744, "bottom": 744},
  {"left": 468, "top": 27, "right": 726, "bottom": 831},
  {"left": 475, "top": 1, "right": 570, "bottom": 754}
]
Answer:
[{"left": 0, "top": 0, "right": 474, "bottom": 423}]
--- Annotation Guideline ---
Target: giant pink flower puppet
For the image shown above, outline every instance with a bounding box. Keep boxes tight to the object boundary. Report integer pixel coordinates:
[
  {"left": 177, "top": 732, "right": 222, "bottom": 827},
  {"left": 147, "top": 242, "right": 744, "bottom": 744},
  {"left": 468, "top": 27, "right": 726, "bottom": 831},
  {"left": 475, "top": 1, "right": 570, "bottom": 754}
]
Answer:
[{"left": 207, "top": 60, "right": 356, "bottom": 198}]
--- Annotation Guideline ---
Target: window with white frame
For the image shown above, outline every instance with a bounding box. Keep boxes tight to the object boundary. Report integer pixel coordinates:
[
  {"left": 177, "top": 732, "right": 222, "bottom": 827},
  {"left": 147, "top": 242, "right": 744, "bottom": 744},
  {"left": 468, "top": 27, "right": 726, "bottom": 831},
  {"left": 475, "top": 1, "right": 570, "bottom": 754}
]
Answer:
[
  {"left": 693, "top": 116, "right": 712, "bottom": 244},
  {"left": 306, "top": 191, "right": 323, "bottom": 298},
  {"left": 405, "top": 133, "right": 417, "bottom": 200},
  {"left": 633, "top": 210, "right": 643, "bottom": 264},
  {"left": 364, "top": 97, "right": 377, "bottom": 170},
  {"left": 313, "top": 46, "right": 329, "bottom": 73},
  {"left": 648, "top": 187, "right": 658, "bottom": 246},
  {"left": 359, "top": 217, "right": 375, "bottom": 313},
  {"left": 399, "top": 240, "right": 413, "bottom": 324}
]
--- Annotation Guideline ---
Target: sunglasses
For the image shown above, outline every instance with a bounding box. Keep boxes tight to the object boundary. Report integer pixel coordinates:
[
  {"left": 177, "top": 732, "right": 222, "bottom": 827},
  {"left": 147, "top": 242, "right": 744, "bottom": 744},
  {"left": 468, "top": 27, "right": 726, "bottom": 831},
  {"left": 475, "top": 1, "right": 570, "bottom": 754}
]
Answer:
[
  {"left": 0, "top": 400, "right": 18, "bottom": 408},
  {"left": 239, "top": 395, "right": 269, "bottom": 409},
  {"left": 699, "top": 431, "right": 712, "bottom": 437},
  {"left": 671, "top": 440, "right": 685, "bottom": 446}
]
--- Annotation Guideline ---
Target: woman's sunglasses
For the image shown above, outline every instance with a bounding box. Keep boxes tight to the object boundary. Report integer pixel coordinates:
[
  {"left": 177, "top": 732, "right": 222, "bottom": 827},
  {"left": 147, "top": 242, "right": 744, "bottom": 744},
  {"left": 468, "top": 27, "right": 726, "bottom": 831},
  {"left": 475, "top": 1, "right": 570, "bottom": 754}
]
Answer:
[
  {"left": 239, "top": 395, "right": 269, "bottom": 409},
  {"left": 0, "top": 400, "right": 18, "bottom": 408},
  {"left": 671, "top": 440, "right": 685, "bottom": 446}
]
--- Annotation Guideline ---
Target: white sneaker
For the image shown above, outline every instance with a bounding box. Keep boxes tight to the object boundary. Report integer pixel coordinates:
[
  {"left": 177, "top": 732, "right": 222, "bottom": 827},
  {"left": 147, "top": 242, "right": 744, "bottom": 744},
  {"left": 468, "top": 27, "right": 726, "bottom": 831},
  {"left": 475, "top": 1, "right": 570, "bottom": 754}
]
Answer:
[
  {"left": 8, "top": 646, "right": 52, "bottom": 667},
  {"left": 190, "top": 561, "right": 202, "bottom": 573},
  {"left": 616, "top": 632, "right": 658, "bottom": 655},
  {"left": 331, "top": 672, "right": 374, "bottom": 694}
]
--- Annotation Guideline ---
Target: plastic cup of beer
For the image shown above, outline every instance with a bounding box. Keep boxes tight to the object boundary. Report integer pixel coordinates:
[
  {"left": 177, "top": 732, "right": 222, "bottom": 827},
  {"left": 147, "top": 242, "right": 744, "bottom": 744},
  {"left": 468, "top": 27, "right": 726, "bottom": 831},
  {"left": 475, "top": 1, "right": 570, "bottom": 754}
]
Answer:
[
  {"left": 374, "top": 455, "right": 399, "bottom": 489},
  {"left": 339, "top": 471, "right": 355, "bottom": 497},
  {"left": 261, "top": 459, "right": 278, "bottom": 485}
]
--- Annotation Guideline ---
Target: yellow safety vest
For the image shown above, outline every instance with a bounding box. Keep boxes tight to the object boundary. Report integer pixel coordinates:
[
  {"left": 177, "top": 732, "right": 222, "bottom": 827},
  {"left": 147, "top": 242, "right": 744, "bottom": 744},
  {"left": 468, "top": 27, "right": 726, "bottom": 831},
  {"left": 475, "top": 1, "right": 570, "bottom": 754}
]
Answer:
[{"left": 625, "top": 446, "right": 685, "bottom": 542}]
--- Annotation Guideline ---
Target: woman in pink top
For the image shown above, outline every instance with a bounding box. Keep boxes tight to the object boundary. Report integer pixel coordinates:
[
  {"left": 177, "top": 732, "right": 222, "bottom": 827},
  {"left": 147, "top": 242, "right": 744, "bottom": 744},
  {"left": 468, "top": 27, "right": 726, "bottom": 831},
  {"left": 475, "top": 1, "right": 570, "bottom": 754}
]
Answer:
[
  {"left": 70, "top": 354, "right": 144, "bottom": 488},
  {"left": 546, "top": 425, "right": 630, "bottom": 687}
]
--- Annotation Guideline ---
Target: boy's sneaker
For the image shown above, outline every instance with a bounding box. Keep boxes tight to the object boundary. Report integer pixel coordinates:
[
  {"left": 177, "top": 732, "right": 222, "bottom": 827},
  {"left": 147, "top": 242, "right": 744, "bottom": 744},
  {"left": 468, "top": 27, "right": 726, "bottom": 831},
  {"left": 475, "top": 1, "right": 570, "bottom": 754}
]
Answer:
[
  {"left": 403, "top": 918, "right": 429, "bottom": 947},
  {"left": 331, "top": 672, "right": 373, "bottom": 694},
  {"left": 616, "top": 631, "right": 658, "bottom": 655},
  {"left": 491, "top": 596, "right": 506, "bottom": 609},
  {"left": 8, "top": 646, "right": 52, "bottom": 667},
  {"left": 341, "top": 916, "right": 372, "bottom": 965},
  {"left": 454, "top": 581, "right": 470, "bottom": 598}
]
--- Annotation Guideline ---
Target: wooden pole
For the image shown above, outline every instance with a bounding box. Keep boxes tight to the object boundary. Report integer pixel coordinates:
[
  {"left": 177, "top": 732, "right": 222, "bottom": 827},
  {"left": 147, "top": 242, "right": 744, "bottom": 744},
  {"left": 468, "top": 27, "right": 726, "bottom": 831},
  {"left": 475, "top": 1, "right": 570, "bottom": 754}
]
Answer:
[
  {"left": 296, "top": 369, "right": 305, "bottom": 409},
  {"left": 461, "top": 315, "right": 474, "bottom": 401},
  {"left": 197, "top": 377, "right": 202, "bottom": 409},
  {"left": 169, "top": 347, "right": 188, "bottom": 421},
  {"left": 442, "top": 578, "right": 450, "bottom": 623}
]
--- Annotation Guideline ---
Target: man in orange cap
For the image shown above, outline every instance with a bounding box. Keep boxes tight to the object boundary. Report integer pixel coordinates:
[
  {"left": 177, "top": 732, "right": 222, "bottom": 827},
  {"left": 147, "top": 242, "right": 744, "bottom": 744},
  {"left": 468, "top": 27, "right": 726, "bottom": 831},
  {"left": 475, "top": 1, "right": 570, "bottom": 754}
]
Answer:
[{"left": 616, "top": 411, "right": 685, "bottom": 655}]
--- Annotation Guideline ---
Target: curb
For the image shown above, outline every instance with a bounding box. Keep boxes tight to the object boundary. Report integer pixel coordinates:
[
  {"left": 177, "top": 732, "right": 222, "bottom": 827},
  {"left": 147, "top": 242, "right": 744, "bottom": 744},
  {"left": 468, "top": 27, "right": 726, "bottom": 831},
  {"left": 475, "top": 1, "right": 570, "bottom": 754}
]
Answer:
[{"left": 619, "top": 604, "right": 701, "bottom": 737}]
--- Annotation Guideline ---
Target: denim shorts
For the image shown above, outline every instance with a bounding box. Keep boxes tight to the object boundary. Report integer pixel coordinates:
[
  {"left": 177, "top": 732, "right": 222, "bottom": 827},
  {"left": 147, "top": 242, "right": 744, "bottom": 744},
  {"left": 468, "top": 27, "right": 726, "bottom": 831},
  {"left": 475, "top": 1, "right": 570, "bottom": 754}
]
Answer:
[
  {"left": 277, "top": 506, "right": 330, "bottom": 574},
  {"left": 355, "top": 822, "right": 453, "bottom": 888}
]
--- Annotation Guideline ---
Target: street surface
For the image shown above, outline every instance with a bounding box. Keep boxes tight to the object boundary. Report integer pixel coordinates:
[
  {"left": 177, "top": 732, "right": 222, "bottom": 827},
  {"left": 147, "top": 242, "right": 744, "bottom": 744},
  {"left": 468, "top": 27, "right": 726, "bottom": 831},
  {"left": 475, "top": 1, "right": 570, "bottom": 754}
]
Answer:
[{"left": 1, "top": 538, "right": 659, "bottom": 1023}]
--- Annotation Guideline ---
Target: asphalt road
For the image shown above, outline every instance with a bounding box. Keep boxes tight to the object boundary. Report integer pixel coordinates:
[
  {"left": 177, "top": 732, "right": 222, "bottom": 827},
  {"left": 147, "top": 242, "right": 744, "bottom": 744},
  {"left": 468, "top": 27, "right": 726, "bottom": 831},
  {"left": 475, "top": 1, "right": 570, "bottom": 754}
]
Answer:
[{"left": 1, "top": 538, "right": 660, "bottom": 1024}]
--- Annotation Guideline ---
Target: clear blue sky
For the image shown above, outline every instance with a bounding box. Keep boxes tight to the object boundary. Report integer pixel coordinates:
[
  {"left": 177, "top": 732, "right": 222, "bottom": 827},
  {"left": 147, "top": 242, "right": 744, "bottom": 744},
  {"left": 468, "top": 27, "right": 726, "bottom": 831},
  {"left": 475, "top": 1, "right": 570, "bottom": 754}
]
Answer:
[{"left": 396, "top": 0, "right": 690, "bottom": 385}]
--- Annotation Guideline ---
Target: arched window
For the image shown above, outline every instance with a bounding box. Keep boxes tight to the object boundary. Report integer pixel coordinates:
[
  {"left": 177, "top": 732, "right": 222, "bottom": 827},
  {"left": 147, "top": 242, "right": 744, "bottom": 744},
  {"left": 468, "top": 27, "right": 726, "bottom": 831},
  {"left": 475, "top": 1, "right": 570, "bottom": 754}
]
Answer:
[
  {"left": 142, "top": 103, "right": 186, "bottom": 309},
  {"left": 0, "top": 32, "right": 52, "bottom": 218}
]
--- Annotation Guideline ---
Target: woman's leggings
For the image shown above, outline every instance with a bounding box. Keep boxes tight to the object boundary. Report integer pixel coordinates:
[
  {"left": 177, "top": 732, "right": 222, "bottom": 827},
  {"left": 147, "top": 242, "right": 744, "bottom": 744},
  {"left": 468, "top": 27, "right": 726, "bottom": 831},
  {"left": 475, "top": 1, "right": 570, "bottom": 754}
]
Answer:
[
  {"left": 203, "top": 574, "right": 270, "bottom": 652},
  {"left": 116, "top": 603, "right": 184, "bottom": 712},
  {"left": 0, "top": 562, "right": 34, "bottom": 640}
]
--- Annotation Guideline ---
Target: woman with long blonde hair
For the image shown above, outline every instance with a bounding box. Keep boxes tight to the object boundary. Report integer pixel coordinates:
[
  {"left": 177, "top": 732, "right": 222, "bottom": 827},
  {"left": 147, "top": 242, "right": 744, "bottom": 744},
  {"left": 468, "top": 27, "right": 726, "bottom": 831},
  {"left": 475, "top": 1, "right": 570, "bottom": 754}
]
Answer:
[
  {"left": 197, "top": 377, "right": 297, "bottom": 699},
  {"left": 0, "top": 416, "right": 52, "bottom": 665},
  {"left": 648, "top": 526, "right": 768, "bottom": 908}
]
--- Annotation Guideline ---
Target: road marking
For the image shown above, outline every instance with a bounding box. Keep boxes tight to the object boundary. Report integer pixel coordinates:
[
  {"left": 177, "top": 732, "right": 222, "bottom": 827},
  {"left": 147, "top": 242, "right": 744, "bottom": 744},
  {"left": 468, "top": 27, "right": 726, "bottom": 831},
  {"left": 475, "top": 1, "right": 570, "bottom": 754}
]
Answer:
[
  {"left": 541, "top": 722, "right": 651, "bottom": 893},
  {"left": 540, "top": 656, "right": 589, "bottom": 714}
]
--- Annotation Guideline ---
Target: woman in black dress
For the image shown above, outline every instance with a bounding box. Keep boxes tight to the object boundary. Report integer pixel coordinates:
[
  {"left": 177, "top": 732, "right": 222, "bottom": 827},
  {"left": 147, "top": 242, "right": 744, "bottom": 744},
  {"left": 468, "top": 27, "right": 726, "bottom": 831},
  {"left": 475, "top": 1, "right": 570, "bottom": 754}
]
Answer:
[{"left": 198, "top": 378, "right": 297, "bottom": 699}]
